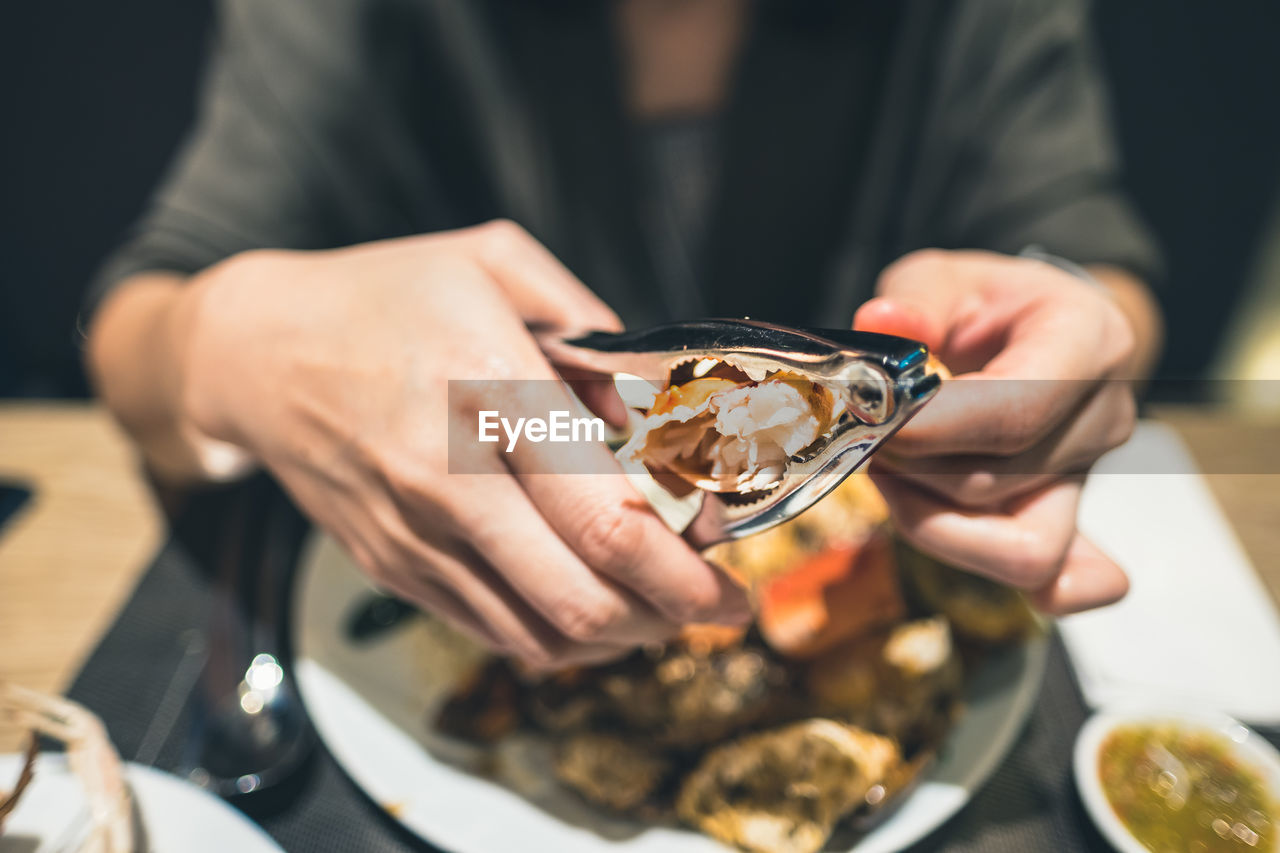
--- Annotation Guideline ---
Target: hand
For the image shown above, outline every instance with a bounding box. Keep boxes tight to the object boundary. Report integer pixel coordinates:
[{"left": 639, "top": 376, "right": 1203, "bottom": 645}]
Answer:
[
  {"left": 175, "top": 220, "right": 750, "bottom": 668},
  {"left": 853, "top": 249, "right": 1139, "bottom": 614}
]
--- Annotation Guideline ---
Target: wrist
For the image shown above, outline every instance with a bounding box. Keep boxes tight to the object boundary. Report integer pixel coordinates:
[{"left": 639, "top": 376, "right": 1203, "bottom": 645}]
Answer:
[
  {"left": 1084, "top": 266, "right": 1164, "bottom": 380},
  {"left": 171, "top": 261, "right": 258, "bottom": 481},
  {"left": 1018, "top": 245, "right": 1100, "bottom": 286}
]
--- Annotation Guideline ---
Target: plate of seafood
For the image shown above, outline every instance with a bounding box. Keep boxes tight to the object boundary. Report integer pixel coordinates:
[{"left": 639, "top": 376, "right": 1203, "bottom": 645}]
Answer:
[{"left": 292, "top": 322, "right": 1048, "bottom": 853}]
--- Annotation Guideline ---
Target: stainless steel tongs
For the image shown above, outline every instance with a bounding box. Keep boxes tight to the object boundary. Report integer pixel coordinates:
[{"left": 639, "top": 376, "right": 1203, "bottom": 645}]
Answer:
[{"left": 538, "top": 319, "right": 943, "bottom": 550}]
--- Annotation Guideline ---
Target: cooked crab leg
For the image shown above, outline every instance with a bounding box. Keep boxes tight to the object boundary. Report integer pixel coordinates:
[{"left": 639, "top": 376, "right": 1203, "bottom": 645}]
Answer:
[
  {"left": 0, "top": 735, "right": 38, "bottom": 831},
  {"left": 0, "top": 683, "right": 134, "bottom": 853}
]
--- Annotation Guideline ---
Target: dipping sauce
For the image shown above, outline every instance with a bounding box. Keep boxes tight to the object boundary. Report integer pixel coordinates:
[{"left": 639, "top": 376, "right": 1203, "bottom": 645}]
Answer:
[{"left": 1098, "top": 723, "right": 1277, "bottom": 851}]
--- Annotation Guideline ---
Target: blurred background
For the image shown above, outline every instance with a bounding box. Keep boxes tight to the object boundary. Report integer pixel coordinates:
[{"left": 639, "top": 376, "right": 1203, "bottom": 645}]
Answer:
[{"left": 1, "top": 1, "right": 1278, "bottom": 399}]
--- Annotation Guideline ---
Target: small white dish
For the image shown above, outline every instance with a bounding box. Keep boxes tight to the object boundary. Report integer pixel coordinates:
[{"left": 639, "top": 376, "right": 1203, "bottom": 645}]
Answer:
[{"left": 1073, "top": 706, "right": 1280, "bottom": 853}]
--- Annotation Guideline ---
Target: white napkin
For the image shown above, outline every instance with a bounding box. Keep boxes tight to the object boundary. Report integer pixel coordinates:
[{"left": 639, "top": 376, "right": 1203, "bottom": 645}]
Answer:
[{"left": 1063, "top": 421, "right": 1280, "bottom": 725}]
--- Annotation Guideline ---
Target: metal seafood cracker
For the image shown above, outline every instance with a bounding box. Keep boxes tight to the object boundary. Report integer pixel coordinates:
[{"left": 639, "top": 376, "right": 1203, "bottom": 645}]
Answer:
[{"left": 539, "top": 319, "right": 942, "bottom": 550}]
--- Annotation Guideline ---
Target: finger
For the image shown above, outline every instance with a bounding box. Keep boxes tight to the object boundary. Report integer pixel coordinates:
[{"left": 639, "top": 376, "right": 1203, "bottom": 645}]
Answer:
[
  {"left": 873, "top": 381, "right": 1135, "bottom": 506},
  {"left": 467, "top": 220, "right": 623, "bottom": 332},
  {"left": 440, "top": 472, "right": 685, "bottom": 647},
  {"left": 881, "top": 375, "right": 1100, "bottom": 459},
  {"left": 860, "top": 251, "right": 1127, "bottom": 457},
  {"left": 866, "top": 250, "right": 1115, "bottom": 381},
  {"left": 853, "top": 249, "right": 976, "bottom": 351},
  {"left": 494, "top": 377, "right": 752, "bottom": 625},
  {"left": 417, "top": 537, "right": 632, "bottom": 671},
  {"left": 385, "top": 518, "right": 631, "bottom": 670},
  {"left": 871, "top": 463, "right": 1062, "bottom": 514},
  {"left": 459, "top": 221, "right": 630, "bottom": 426},
  {"left": 561, "top": 368, "right": 629, "bottom": 430},
  {"left": 294, "top": 484, "right": 515, "bottom": 654},
  {"left": 366, "top": 564, "right": 510, "bottom": 653},
  {"left": 1028, "top": 534, "right": 1130, "bottom": 615},
  {"left": 498, "top": 409, "right": 751, "bottom": 623},
  {"left": 977, "top": 255, "right": 1131, "bottom": 383},
  {"left": 870, "top": 467, "right": 1083, "bottom": 591},
  {"left": 853, "top": 296, "right": 945, "bottom": 350},
  {"left": 893, "top": 304, "right": 1111, "bottom": 457},
  {"left": 517, "top": 470, "right": 753, "bottom": 626},
  {"left": 447, "top": 378, "right": 737, "bottom": 635}
]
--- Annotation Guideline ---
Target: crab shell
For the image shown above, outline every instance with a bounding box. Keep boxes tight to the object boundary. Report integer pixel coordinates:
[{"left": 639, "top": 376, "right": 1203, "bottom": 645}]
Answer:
[{"left": 623, "top": 370, "right": 837, "bottom": 496}]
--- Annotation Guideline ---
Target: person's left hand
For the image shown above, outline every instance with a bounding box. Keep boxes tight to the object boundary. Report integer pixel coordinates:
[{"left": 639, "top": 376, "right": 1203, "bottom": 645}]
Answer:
[{"left": 853, "top": 249, "right": 1139, "bottom": 614}]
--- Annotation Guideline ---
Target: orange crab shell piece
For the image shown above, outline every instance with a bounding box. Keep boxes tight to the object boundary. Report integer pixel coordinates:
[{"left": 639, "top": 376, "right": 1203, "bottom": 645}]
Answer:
[
  {"left": 755, "top": 526, "right": 906, "bottom": 659},
  {"left": 677, "top": 623, "right": 749, "bottom": 655},
  {"left": 648, "top": 376, "right": 742, "bottom": 416},
  {"left": 0, "top": 736, "right": 37, "bottom": 831}
]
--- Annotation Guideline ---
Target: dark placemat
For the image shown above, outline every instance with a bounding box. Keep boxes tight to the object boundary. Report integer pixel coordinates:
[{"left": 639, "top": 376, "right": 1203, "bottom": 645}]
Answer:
[{"left": 67, "top": 480, "right": 1113, "bottom": 853}]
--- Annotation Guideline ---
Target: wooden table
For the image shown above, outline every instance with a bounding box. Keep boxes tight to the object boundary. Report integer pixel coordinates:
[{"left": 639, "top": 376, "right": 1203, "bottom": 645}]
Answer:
[
  {"left": 0, "top": 402, "right": 1276, "bottom": 752},
  {"left": 0, "top": 404, "right": 162, "bottom": 708},
  {"left": 1150, "top": 404, "right": 1280, "bottom": 607}
]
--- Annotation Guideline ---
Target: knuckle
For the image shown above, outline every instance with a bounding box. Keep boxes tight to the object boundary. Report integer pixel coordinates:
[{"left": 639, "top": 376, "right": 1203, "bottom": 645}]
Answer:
[
  {"left": 576, "top": 507, "right": 645, "bottom": 575},
  {"left": 377, "top": 512, "right": 425, "bottom": 561},
  {"left": 1003, "top": 533, "right": 1064, "bottom": 590},
  {"left": 1104, "top": 306, "right": 1138, "bottom": 370},
  {"left": 477, "top": 218, "right": 530, "bottom": 260},
  {"left": 382, "top": 460, "right": 440, "bottom": 511},
  {"left": 551, "top": 592, "right": 624, "bottom": 643},
  {"left": 881, "top": 248, "right": 951, "bottom": 291},
  {"left": 450, "top": 374, "right": 516, "bottom": 417},
  {"left": 670, "top": 581, "right": 723, "bottom": 622},
  {"left": 218, "top": 248, "right": 296, "bottom": 288},
  {"left": 1103, "top": 391, "right": 1137, "bottom": 452},
  {"left": 433, "top": 488, "right": 497, "bottom": 538},
  {"left": 449, "top": 378, "right": 485, "bottom": 412},
  {"left": 992, "top": 401, "right": 1044, "bottom": 455},
  {"left": 951, "top": 470, "right": 1001, "bottom": 507}
]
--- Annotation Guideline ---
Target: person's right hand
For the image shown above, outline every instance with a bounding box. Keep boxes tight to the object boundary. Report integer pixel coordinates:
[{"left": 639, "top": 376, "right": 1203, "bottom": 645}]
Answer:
[{"left": 173, "top": 221, "right": 751, "bottom": 669}]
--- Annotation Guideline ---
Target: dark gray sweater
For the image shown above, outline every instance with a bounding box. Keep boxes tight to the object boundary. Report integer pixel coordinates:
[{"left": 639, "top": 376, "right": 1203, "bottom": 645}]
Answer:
[{"left": 89, "top": 0, "right": 1160, "bottom": 329}]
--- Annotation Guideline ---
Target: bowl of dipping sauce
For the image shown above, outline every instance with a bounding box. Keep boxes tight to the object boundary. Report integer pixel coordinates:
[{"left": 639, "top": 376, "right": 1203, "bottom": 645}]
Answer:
[{"left": 1075, "top": 708, "right": 1280, "bottom": 852}]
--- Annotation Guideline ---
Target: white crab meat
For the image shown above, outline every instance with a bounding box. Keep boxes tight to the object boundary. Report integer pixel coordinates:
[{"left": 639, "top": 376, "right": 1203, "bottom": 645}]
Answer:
[{"left": 622, "top": 371, "right": 836, "bottom": 495}]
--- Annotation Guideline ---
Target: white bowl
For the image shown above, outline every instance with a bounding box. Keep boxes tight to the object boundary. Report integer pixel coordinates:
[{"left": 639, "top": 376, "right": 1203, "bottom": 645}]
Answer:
[{"left": 1073, "top": 706, "right": 1280, "bottom": 853}]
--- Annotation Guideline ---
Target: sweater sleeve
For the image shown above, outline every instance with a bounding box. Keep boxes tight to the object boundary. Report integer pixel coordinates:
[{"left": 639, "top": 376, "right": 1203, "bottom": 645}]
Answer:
[
  {"left": 897, "top": 0, "right": 1163, "bottom": 281},
  {"left": 83, "top": 0, "right": 447, "bottom": 321}
]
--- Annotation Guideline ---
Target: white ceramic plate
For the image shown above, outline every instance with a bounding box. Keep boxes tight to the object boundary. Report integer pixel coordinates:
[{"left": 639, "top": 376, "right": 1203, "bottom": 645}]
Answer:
[
  {"left": 0, "top": 753, "right": 283, "bottom": 853},
  {"left": 1074, "top": 707, "right": 1280, "bottom": 853},
  {"left": 293, "top": 533, "right": 1048, "bottom": 853}
]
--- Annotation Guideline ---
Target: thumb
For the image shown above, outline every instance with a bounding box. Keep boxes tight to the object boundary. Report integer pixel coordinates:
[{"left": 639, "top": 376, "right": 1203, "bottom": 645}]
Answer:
[
  {"left": 852, "top": 297, "right": 944, "bottom": 351},
  {"left": 457, "top": 220, "right": 624, "bottom": 333},
  {"left": 852, "top": 250, "right": 971, "bottom": 352}
]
